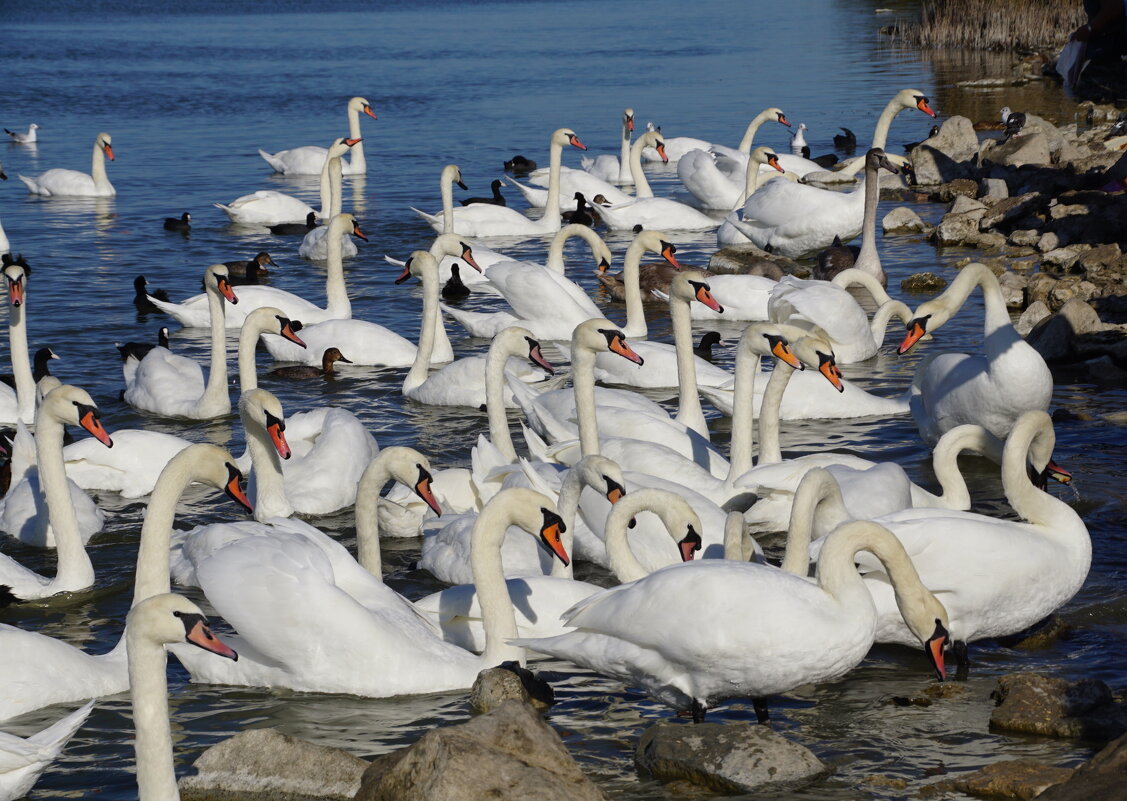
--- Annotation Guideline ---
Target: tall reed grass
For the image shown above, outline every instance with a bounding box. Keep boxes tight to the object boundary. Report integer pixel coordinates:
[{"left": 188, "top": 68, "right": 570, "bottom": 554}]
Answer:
[{"left": 889, "top": 0, "right": 1085, "bottom": 51}]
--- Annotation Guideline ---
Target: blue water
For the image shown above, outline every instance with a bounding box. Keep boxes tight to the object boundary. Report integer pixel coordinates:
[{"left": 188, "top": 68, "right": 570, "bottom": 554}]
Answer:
[{"left": 1, "top": 1, "right": 1124, "bottom": 799}]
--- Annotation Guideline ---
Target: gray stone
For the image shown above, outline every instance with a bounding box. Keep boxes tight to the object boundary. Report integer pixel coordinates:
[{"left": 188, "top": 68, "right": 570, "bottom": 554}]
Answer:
[
  {"left": 882, "top": 206, "right": 928, "bottom": 234},
  {"left": 986, "top": 132, "right": 1053, "bottom": 168},
  {"left": 1078, "top": 243, "right": 1123, "bottom": 271},
  {"left": 909, "top": 116, "right": 981, "bottom": 185},
  {"left": 1021, "top": 113, "right": 1070, "bottom": 158},
  {"left": 1027, "top": 314, "right": 1082, "bottom": 362},
  {"left": 926, "top": 759, "right": 1074, "bottom": 801},
  {"left": 979, "top": 177, "right": 1009, "bottom": 200},
  {"left": 1016, "top": 300, "right": 1052, "bottom": 336},
  {"left": 1038, "top": 232, "right": 1061, "bottom": 253},
  {"left": 978, "top": 192, "right": 1047, "bottom": 231},
  {"left": 180, "top": 728, "right": 368, "bottom": 801},
  {"left": 469, "top": 666, "right": 553, "bottom": 715},
  {"left": 1042, "top": 246, "right": 1087, "bottom": 271},
  {"left": 635, "top": 721, "right": 829, "bottom": 794},
  {"left": 1038, "top": 731, "right": 1127, "bottom": 801},
  {"left": 1008, "top": 229, "right": 1040, "bottom": 247},
  {"left": 989, "top": 673, "right": 1127, "bottom": 740},
  {"left": 949, "top": 194, "right": 986, "bottom": 215},
  {"left": 354, "top": 701, "right": 607, "bottom": 801},
  {"left": 901, "top": 272, "right": 948, "bottom": 293},
  {"left": 934, "top": 204, "right": 986, "bottom": 246},
  {"left": 709, "top": 244, "right": 800, "bottom": 277},
  {"left": 931, "top": 178, "right": 981, "bottom": 202},
  {"left": 997, "top": 271, "right": 1028, "bottom": 308}
]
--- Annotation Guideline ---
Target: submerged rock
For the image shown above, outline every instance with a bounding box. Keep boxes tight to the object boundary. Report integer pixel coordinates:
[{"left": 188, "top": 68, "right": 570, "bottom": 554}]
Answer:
[
  {"left": 989, "top": 673, "right": 1127, "bottom": 740},
  {"left": 469, "top": 663, "right": 554, "bottom": 714},
  {"left": 924, "top": 758, "right": 1074, "bottom": 800},
  {"left": 1038, "top": 730, "right": 1127, "bottom": 801},
  {"left": 901, "top": 272, "right": 948, "bottom": 293},
  {"left": 634, "top": 720, "right": 829, "bottom": 794}
]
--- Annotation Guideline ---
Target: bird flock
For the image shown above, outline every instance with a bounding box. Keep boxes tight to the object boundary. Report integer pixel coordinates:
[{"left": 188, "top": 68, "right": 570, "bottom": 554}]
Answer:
[{"left": 0, "top": 88, "right": 1087, "bottom": 800}]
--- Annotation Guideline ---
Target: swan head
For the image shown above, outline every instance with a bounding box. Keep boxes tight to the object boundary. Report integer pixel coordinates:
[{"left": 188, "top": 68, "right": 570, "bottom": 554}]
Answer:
[
  {"left": 750, "top": 146, "right": 784, "bottom": 173},
  {"left": 204, "top": 264, "right": 238, "bottom": 305},
  {"left": 3, "top": 263, "right": 27, "bottom": 307},
  {"left": 240, "top": 389, "right": 291, "bottom": 461},
  {"left": 572, "top": 319, "right": 643, "bottom": 366},
  {"left": 349, "top": 96, "right": 378, "bottom": 120},
  {"left": 572, "top": 454, "right": 629, "bottom": 507},
  {"left": 623, "top": 109, "right": 635, "bottom": 132},
  {"left": 430, "top": 234, "right": 482, "bottom": 272},
  {"left": 552, "top": 128, "right": 587, "bottom": 152},
  {"left": 244, "top": 307, "right": 307, "bottom": 350},
  {"left": 783, "top": 327, "right": 845, "bottom": 391},
  {"left": 397, "top": 250, "right": 439, "bottom": 285},
  {"left": 737, "top": 322, "right": 806, "bottom": 372},
  {"left": 327, "top": 137, "right": 360, "bottom": 159},
  {"left": 636, "top": 131, "right": 667, "bottom": 163},
  {"left": 763, "top": 107, "right": 790, "bottom": 127},
  {"left": 96, "top": 132, "right": 114, "bottom": 161},
  {"left": 629, "top": 228, "right": 680, "bottom": 269},
  {"left": 608, "top": 487, "right": 703, "bottom": 560},
  {"left": 671, "top": 271, "right": 723, "bottom": 314},
  {"left": 865, "top": 148, "right": 899, "bottom": 176},
  {"left": 127, "top": 593, "right": 238, "bottom": 661},
  {"left": 371, "top": 446, "right": 442, "bottom": 517},
  {"left": 441, "top": 164, "right": 468, "bottom": 191},
  {"left": 491, "top": 326, "right": 555, "bottom": 374},
  {"left": 896, "top": 89, "right": 936, "bottom": 118},
  {"left": 328, "top": 212, "right": 367, "bottom": 242},
  {"left": 41, "top": 384, "right": 114, "bottom": 447}
]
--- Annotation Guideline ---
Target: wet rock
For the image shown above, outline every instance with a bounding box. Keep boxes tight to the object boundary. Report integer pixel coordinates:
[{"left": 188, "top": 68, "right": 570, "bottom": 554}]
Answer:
[
  {"left": 930, "top": 178, "right": 980, "bottom": 202},
  {"left": 1005, "top": 616, "right": 1073, "bottom": 651},
  {"left": 965, "top": 230, "right": 1008, "bottom": 249},
  {"left": 909, "top": 116, "right": 981, "bottom": 185},
  {"left": 1026, "top": 298, "right": 1108, "bottom": 361},
  {"left": 1038, "top": 730, "right": 1127, "bottom": 801},
  {"left": 354, "top": 700, "right": 606, "bottom": 801},
  {"left": 179, "top": 728, "right": 367, "bottom": 801},
  {"left": 925, "top": 759, "right": 1074, "bottom": 800},
  {"left": 1016, "top": 300, "right": 1052, "bottom": 336},
  {"left": 934, "top": 201, "right": 986, "bottom": 246},
  {"left": 979, "top": 177, "right": 1009, "bottom": 200},
  {"left": 635, "top": 720, "right": 829, "bottom": 794},
  {"left": 469, "top": 664, "right": 554, "bottom": 715},
  {"left": 901, "top": 272, "right": 948, "bottom": 293},
  {"left": 984, "top": 132, "right": 1053, "bottom": 168},
  {"left": 978, "top": 192, "right": 1048, "bottom": 231},
  {"left": 989, "top": 673, "right": 1127, "bottom": 740},
  {"left": 998, "top": 271, "right": 1028, "bottom": 308},
  {"left": 708, "top": 244, "right": 801, "bottom": 277},
  {"left": 882, "top": 206, "right": 928, "bottom": 234},
  {"left": 949, "top": 195, "right": 987, "bottom": 215}
]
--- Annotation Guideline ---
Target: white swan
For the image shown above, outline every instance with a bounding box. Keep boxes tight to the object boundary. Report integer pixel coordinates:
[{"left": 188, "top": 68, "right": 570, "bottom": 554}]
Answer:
[
  {"left": 127, "top": 594, "right": 238, "bottom": 801},
  {"left": 412, "top": 128, "right": 588, "bottom": 237},
  {"left": 259, "top": 96, "right": 377, "bottom": 175},
  {"left": 125, "top": 264, "right": 237, "bottom": 419},
  {"left": 62, "top": 429, "right": 193, "bottom": 499},
  {"left": 18, "top": 133, "right": 114, "bottom": 197},
  {"left": 214, "top": 188, "right": 317, "bottom": 226},
  {"left": 0, "top": 700, "right": 93, "bottom": 801},
  {"left": 790, "top": 412, "right": 1088, "bottom": 652},
  {"left": 718, "top": 148, "right": 900, "bottom": 256},
  {"left": 175, "top": 488, "right": 568, "bottom": 696},
  {"left": 677, "top": 107, "right": 790, "bottom": 201},
  {"left": 0, "top": 263, "right": 36, "bottom": 424},
  {"left": 298, "top": 138, "right": 360, "bottom": 260},
  {"left": 0, "top": 444, "right": 250, "bottom": 722},
  {"left": 580, "top": 108, "right": 635, "bottom": 184},
  {"left": 147, "top": 214, "right": 365, "bottom": 328},
  {"left": 677, "top": 144, "right": 785, "bottom": 211},
  {"left": 516, "top": 518, "right": 949, "bottom": 720},
  {"left": 898, "top": 262, "right": 1053, "bottom": 449},
  {"left": 0, "top": 386, "right": 111, "bottom": 594}
]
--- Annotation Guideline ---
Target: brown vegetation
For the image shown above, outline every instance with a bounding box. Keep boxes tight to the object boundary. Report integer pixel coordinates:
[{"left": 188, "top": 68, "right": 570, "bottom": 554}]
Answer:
[{"left": 888, "top": 0, "right": 1085, "bottom": 51}]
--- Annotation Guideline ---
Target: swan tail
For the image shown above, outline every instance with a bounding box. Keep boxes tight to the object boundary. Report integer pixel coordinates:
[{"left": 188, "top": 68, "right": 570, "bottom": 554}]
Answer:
[
  {"left": 469, "top": 435, "right": 509, "bottom": 506},
  {"left": 257, "top": 149, "right": 287, "bottom": 173},
  {"left": 29, "top": 700, "right": 95, "bottom": 752},
  {"left": 499, "top": 176, "right": 546, "bottom": 206},
  {"left": 503, "top": 371, "right": 554, "bottom": 438},
  {"left": 519, "top": 424, "right": 553, "bottom": 463},
  {"left": 18, "top": 175, "right": 45, "bottom": 195},
  {"left": 383, "top": 254, "right": 407, "bottom": 268}
]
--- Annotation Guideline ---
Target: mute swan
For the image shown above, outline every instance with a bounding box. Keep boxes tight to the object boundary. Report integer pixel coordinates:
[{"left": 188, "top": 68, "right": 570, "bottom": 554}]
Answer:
[
  {"left": 683, "top": 107, "right": 791, "bottom": 186},
  {"left": 580, "top": 108, "right": 635, "bottom": 184},
  {"left": 417, "top": 486, "right": 701, "bottom": 653},
  {"left": 4, "top": 124, "right": 38, "bottom": 145},
  {"left": 19, "top": 133, "right": 114, "bottom": 197},
  {"left": 0, "top": 386, "right": 111, "bottom": 595},
  {"left": 898, "top": 262, "right": 1053, "bottom": 449},
  {"left": 0, "top": 700, "right": 92, "bottom": 801},
  {"left": 718, "top": 148, "right": 900, "bottom": 256},
  {"left": 412, "top": 128, "right": 587, "bottom": 237},
  {"left": 259, "top": 96, "right": 377, "bottom": 175},
  {"left": 175, "top": 488, "right": 568, "bottom": 696},
  {"left": 125, "top": 264, "right": 237, "bottom": 419},
  {"left": 216, "top": 189, "right": 317, "bottom": 226},
  {"left": 588, "top": 133, "right": 720, "bottom": 232},
  {"left": 265, "top": 233, "right": 475, "bottom": 367},
  {"left": 62, "top": 429, "right": 192, "bottom": 499},
  {"left": 0, "top": 445, "right": 250, "bottom": 722},
  {"left": 517, "top": 518, "right": 948, "bottom": 721},
  {"left": 298, "top": 138, "right": 361, "bottom": 260},
  {"left": 0, "top": 263, "right": 37, "bottom": 424},
  {"left": 148, "top": 214, "right": 365, "bottom": 328},
  {"left": 677, "top": 145, "right": 785, "bottom": 211},
  {"left": 790, "top": 412, "right": 1088, "bottom": 654},
  {"left": 811, "top": 151, "right": 889, "bottom": 286}
]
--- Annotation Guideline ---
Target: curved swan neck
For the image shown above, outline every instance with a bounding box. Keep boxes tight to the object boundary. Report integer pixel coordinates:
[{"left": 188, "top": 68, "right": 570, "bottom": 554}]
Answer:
[
  {"left": 671, "top": 291, "right": 708, "bottom": 436},
  {"left": 832, "top": 268, "right": 893, "bottom": 306},
  {"left": 725, "top": 349, "right": 763, "bottom": 479},
  {"left": 244, "top": 408, "right": 292, "bottom": 523},
  {"left": 754, "top": 361, "right": 796, "bottom": 466},
  {"left": 38, "top": 409, "right": 94, "bottom": 589},
  {"left": 603, "top": 490, "right": 684, "bottom": 582},
  {"left": 629, "top": 136, "right": 655, "bottom": 199},
  {"left": 9, "top": 301, "right": 35, "bottom": 423},
  {"left": 853, "top": 160, "right": 883, "bottom": 281},
  {"left": 346, "top": 103, "right": 367, "bottom": 173},
  {"left": 91, "top": 139, "right": 111, "bottom": 189},
  {"left": 128, "top": 627, "right": 178, "bottom": 801},
  {"left": 546, "top": 225, "right": 600, "bottom": 275},
  {"left": 619, "top": 238, "right": 649, "bottom": 338},
  {"left": 736, "top": 109, "right": 775, "bottom": 153},
  {"left": 237, "top": 320, "right": 265, "bottom": 393},
  {"left": 550, "top": 467, "right": 586, "bottom": 579},
  {"left": 323, "top": 216, "right": 352, "bottom": 318},
  {"left": 403, "top": 265, "right": 440, "bottom": 393},
  {"left": 200, "top": 281, "right": 230, "bottom": 412},
  {"left": 355, "top": 460, "right": 390, "bottom": 576},
  {"left": 838, "top": 98, "right": 904, "bottom": 178},
  {"left": 737, "top": 154, "right": 768, "bottom": 207},
  {"left": 929, "top": 425, "right": 989, "bottom": 510},
  {"left": 1002, "top": 415, "right": 1081, "bottom": 534},
  {"left": 869, "top": 300, "right": 912, "bottom": 347},
  {"left": 781, "top": 468, "right": 849, "bottom": 575}
]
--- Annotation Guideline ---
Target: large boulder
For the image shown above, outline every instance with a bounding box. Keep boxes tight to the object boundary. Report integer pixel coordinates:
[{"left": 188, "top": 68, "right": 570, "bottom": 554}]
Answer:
[
  {"left": 909, "top": 116, "right": 981, "bottom": 185},
  {"left": 989, "top": 673, "right": 1127, "bottom": 740},
  {"left": 354, "top": 700, "right": 606, "bottom": 801},
  {"left": 882, "top": 206, "right": 928, "bottom": 234},
  {"left": 635, "top": 720, "right": 829, "bottom": 794},
  {"left": 933, "top": 196, "right": 987, "bottom": 246},
  {"left": 983, "top": 132, "right": 1053, "bottom": 168},
  {"left": 1038, "top": 730, "right": 1127, "bottom": 801},
  {"left": 179, "top": 728, "right": 368, "bottom": 801}
]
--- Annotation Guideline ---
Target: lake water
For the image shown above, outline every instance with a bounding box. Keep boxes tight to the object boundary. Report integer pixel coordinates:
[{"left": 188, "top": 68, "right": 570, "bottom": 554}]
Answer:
[{"left": 2, "top": 1, "right": 1125, "bottom": 799}]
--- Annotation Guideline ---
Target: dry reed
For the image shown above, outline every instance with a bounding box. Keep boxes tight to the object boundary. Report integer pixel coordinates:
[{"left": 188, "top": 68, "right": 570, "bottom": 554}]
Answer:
[{"left": 889, "top": 0, "right": 1086, "bottom": 51}]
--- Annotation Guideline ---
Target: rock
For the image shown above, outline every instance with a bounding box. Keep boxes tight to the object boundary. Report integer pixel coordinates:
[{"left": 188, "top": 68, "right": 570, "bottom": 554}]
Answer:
[
  {"left": 1004, "top": 616, "right": 1073, "bottom": 650},
  {"left": 949, "top": 194, "right": 986, "bottom": 215},
  {"left": 354, "top": 700, "right": 607, "bottom": 801},
  {"left": 997, "top": 271, "right": 1028, "bottom": 308},
  {"left": 1021, "top": 113, "right": 1070, "bottom": 158},
  {"left": 1042, "top": 246, "right": 1088, "bottom": 271},
  {"left": 709, "top": 244, "right": 801, "bottom": 277},
  {"left": 1016, "top": 300, "right": 1052, "bottom": 336},
  {"left": 926, "top": 759, "right": 1074, "bottom": 800},
  {"left": 635, "top": 720, "right": 829, "bottom": 794},
  {"left": 985, "top": 132, "right": 1053, "bottom": 168},
  {"left": 1079, "top": 243, "right": 1123, "bottom": 271},
  {"left": 179, "top": 728, "right": 368, "bottom": 801},
  {"left": 469, "top": 664, "right": 554, "bottom": 715},
  {"left": 1008, "top": 229, "right": 1040, "bottom": 247},
  {"left": 978, "top": 192, "right": 1048, "bottom": 231},
  {"left": 882, "top": 206, "right": 928, "bottom": 234},
  {"left": 901, "top": 272, "right": 948, "bottom": 293},
  {"left": 930, "top": 178, "right": 980, "bottom": 202},
  {"left": 989, "top": 673, "right": 1127, "bottom": 740},
  {"left": 934, "top": 203, "right": 987, "bottom": 246},
  {"left": 979, "top": 177, "right": 1009, "bottom": 200},
  {"left": 1037, "top": 730, "right": 1127, "bottom": 801},
  {"left": 909, "top": 116, "right": 981, "bottom": 185},
  {"left": 1038, "top": 232, "right": 1061, "bottom": 253}
]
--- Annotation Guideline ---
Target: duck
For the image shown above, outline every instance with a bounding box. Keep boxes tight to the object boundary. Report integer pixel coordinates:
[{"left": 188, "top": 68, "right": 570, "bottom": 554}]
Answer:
[
  {"left": 4, "top": 124, "right": 38, "bottom": 145},
  {"left": 0, "top": 385, "right": 111, "bottom": 584},
  {"left": 267, "top": 211, "right": 318, "bottom": 236},
  {"left": 579, "top": 108, "right": 636, "bottom": 185},
  {"left": 263, "top": 233, "right": 474, "bottom": 367},
  {"left": 718, "top": 147, "right": 901, "bottom": 258},
  {"left": 693, "top": 331, "right": 722, "bottom": 361},
  {"left": 0, "top": 701, "right": 93, "bottom": 801},
  {"left": 225, "top": 251, "right": 275, "bottom": 282},
  {"left": 460, "top": 179, "right": 506, "bottom": 206},
  {"left": 813, "top": 234, "right": 858, "bottom": 280},
  {"left": 162, "top": 212, "right": 190, "bottom": 232},
  {"left": 19, "top": 132, "right": 114, "bottom": 197},
  {"left": 0, "top": 263, "right": 37, "bottom": 425},
  {"left": 834, "top": 127, "right": 857, "bottom": 151},
  {"left": 503, "top": 154, "right": 537, "bottom": 174},
  {"left": 259, "top": 96, "right": 377, "bottom": 175},
  {"left": 132, "top": 276, "right": 169, "bottom": 314},
  {"left": 147, "top": 214, "right": 365, "bottom": 328},
  {"left": 412, "top": 129, "right": 588, "bottom": 237},
  {"left": 0, "top": 346, "right": 56, "bottom": 391},
  {"left": 269, "top": 347, "right": 351, "bottom": 380},
  {"left": 441, "top": 263, "right": 472, "bottom": 300},
  {"left": 561, "top": 192, "right": 594, "bottom": 226},
  {"left": 297, "top": 138, "right": 361, "bottom": 260},
  {"left": 0, "top": 445, "right": 250, "bottom": 722},
  {"left": 516, "top": 518, "right": 949, "bottom": 722},
  {"left": 678, "top": 144, "right": 786, "bottom": 211},
  {"left": 898, "top": 262, "right": 1053, "bottom": 450}
]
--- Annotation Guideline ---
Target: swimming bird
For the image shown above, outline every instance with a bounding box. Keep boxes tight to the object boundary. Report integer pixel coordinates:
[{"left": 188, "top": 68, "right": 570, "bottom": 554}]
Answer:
[
  {"left": 460, "top": 179, "right": 506, "bottom": 206},
  {"left": 834, "top": 127, "right": 857, "bottom": 151},
  {"left": 441, "top": 263, "right": 472, "bottom": 300},
  {"left": 258, "top": 96, "right": 377, "bottom": 175},
  {"left": 19, "top": 132, "right": 114, "bottom": 197},
  {"left": 162, "top": 212, "right": 191, "bottom": 232},
  {"left": 133, "top": 276, "right": 169, "bottom": 313},
  {"left": 4, "top": 124, "right": 38, "bottom": 145},
  {"left": 268, "top": 211, "right": 318, "bottom": 236},
  {"left": 269, "top": 347, "right": 351, "bottom": 380}
]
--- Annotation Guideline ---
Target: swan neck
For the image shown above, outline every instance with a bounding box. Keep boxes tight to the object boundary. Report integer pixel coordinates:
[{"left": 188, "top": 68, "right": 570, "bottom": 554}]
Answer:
[
  {"left": 725, "top": 352, "right": 762, "bottom": 478},
  {"left": 318, "top": 157, "right": 334, "bottom": 218},
  {"left": 737, "top": 155, "right": 766, "bottom": 207},
  {"left": 736, "top": 111, "right": 771, "bottom": 153},
  {"left": 440, "top": 171, "right": 454, "bottom": 233},
  {"left": 603, "top": 500, "right": 650, "bottom": 582},
  {"left": 671, "top": 295, "right": 707, "bottom": 436},
  {"left": 543, "top": 138, "right": 565, "bottom": 220},
  {"left": 39, "top": 413, "right": 94, "bottom": 588},
  {"left": 91, "top": 141, "right": 110, "bottom": 188},
  {"left": 323, "top": 218, "right": 351, "bottom": 318},
  {"left": 618, "top": 118, "right": 633, "bottom": 181},
  {"left": 755, "top": 361, "right": 795, "bottom": 465},
  {"left": 472, "top": 500, "right": 526, "bottom": 666},
  {"left": 550, "top": 468, "right": 584, "bottom": 579},
  {"left": 245, "top": 411, "right": 292, "bottom": 523},
  {"left": 355, "top": 460, "right": 388, "bottom": 576},
  {"left": 200, "top": 284, "right": 230, "bottom": 412},
  {"left": 403, "top": 268, "right": 439, "bottom": 392},
  {"left": 781, "top": 469, "right": 849, "bottom": 575},
  {"left": 869, "top": 301, "right": 912, "bottom": 347},
  {"left": 128, "top": 629, "right": 179, "bottom": 801},
  {"left": 346, "top": 106, "right": 366, "bottom": 172},
  {"left": 133, "top": 454, "right": 209, "bottom": 605},
  {"left": 619, "top": 240, "right": 648, "bottom": 338},
  {"left": 237, "top": 322, "right": 262, "bottom": 393},
  {"left": 1002, "top": 419, "right": 1080, "bottom": 534},
  {"left": 630, "top": 137, "right": 654, "bottom": 198},
  {"left": 854, "top": 162, "right": 882, "bottom": 276},
  {"left": 9, "top": 303, "right": 34, "bottom": 423},
  {"left": 485, "top": 344, "right": 518, "bottom": 463},
  {"left": 870, "top": 97, "right": 901, "bottom": 150},
  {"left": 573, "top": 345, "right": 601, "bottom": 458}
]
